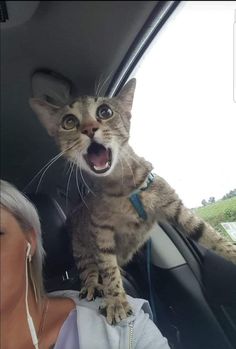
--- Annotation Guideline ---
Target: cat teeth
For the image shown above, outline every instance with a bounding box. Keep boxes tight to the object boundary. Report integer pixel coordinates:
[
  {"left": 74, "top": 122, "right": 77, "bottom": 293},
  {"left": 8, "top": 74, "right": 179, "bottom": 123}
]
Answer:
[{"left": 94, "top": 162, "right": 110, "bottom": 171}]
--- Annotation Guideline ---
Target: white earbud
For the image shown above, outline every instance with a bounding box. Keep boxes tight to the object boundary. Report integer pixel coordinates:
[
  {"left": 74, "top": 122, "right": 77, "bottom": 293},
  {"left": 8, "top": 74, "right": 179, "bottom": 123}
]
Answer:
[
  {"left": 26, "top": 242, "right": 31, "bottom": 261},
  {"left": 25, "top": 241, "right": 39, "bottom": 349}
]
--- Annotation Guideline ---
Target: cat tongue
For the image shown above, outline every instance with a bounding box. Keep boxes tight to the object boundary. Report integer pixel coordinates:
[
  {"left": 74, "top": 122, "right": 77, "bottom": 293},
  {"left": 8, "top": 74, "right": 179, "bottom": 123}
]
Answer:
[{"left": 88, "top": 149, "right": 108, "bottom": 167}]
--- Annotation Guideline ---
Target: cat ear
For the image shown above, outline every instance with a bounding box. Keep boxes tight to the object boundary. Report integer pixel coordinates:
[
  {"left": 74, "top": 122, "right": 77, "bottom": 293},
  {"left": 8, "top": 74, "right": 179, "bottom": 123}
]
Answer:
[
  {"left": 29, "top": 98, "right": 61, "bottom": 136},
  {"left": 116, "top": 78, "right": 136, "bottom": 112}
]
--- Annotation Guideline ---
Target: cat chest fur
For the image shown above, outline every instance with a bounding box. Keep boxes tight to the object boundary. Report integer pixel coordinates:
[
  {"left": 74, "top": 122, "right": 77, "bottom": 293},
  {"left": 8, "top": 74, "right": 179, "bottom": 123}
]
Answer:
[{"left": 72, "top": 184, "right": 157, "bottom": 265}]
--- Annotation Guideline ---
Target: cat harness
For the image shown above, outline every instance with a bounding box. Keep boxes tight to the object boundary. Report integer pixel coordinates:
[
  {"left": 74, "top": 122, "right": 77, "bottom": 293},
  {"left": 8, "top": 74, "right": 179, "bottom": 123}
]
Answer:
[{"left": 129, "top": 172, "right": 155, "bottom": 220}]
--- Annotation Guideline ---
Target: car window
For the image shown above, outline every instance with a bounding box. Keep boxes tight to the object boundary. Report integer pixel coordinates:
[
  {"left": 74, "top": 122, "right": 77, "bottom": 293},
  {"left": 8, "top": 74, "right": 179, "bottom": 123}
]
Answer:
[{"left": 130, "top": 1, "right": 236, "bottom": 242}]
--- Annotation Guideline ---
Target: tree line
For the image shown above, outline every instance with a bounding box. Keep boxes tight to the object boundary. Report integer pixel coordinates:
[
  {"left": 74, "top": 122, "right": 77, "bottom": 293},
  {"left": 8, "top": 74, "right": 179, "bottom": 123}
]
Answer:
[{"left": 201, "top": 188, "right": 236, "bottom": 207}]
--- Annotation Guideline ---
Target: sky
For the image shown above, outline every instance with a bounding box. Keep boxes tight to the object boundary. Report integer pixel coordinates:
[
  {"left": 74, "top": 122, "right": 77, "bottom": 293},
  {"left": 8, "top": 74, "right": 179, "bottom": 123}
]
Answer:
[{"left": 129, "top": 1, "right": 236, "bottom": 208}]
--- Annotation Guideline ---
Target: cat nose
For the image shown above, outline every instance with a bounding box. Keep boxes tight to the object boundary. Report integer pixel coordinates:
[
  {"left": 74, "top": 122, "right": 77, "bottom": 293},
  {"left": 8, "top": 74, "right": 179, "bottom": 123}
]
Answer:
[{"left": 81, "top": 122, "right": 99, "bottom": 139}]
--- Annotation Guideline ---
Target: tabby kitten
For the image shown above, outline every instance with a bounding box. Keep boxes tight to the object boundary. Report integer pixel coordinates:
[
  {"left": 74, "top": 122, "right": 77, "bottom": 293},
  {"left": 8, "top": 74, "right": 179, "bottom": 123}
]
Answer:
[{"left": 30, "top": 79, "right": 236, "bottom": 325}]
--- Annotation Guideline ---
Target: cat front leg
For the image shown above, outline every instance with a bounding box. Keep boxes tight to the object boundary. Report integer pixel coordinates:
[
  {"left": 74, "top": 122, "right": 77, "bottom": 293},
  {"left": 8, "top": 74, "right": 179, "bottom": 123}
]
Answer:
[
  {"left": 73, "top": 249, "right": 103, "bottom": 301},
  {"left": 154, "top": 176, "right": 236, "bottom": 264},
  {"left": 97, "top": 253, "right": 133, "bottom": 325}
]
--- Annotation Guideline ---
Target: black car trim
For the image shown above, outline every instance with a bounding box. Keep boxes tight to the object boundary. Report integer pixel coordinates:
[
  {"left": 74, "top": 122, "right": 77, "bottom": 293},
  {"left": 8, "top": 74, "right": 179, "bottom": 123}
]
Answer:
[{"left": 106, "top": 0, "right": 181, "bottom": 97}]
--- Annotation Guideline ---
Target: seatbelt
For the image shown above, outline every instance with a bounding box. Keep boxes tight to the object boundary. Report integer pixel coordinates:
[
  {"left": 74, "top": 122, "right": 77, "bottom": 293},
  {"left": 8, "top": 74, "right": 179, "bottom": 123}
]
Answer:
[{"left": 147, "top": 239, "right": 157, "bottom": 324}]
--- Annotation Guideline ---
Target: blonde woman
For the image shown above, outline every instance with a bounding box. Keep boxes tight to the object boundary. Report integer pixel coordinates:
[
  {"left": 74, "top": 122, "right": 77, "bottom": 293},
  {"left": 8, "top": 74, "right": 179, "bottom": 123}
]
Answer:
[{"left": 0, "top": 179, "right": 170, "bottom": 349}]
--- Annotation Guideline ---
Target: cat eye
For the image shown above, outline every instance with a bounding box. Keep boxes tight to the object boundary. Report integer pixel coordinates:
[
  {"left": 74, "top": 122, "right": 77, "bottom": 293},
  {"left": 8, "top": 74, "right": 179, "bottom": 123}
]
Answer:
[
  {"left": 61, "top": 114, "right": 79, "bottom": 130},
  {"left": 96, "top": 104, "right": 113, "bottom": 120}
]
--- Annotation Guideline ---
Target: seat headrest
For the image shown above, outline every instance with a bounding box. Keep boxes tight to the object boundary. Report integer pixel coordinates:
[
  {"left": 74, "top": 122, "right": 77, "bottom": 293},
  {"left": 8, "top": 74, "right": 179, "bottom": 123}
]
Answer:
[{"left": 27, "top": 193, "right": 75, "bottom": 281}]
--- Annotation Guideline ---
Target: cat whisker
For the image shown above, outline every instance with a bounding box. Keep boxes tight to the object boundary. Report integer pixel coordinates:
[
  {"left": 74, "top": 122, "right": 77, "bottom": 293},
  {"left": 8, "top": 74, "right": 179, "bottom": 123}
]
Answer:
[
  {"left": 121, "top": 149, "right": 146, "bottom": 169},
  {"left": 65, "top": 161, "right": 75, "bottom": 211},
  {"left": 95, "top": 72, "right": 109, "bottom": 97},
  {"left": 118, "top": 158, "right": 124, "bottom": 186},
  {"left": 36, "top": 140, "right": 83, "bottom": 191},
  {"left": 110, "top": 132, "right": 124, "bottom": 137},
  {"left": 112, "top": 123, "right": 123, "bottom": 129},
  {"left": 95, "top": 73, "right": 105, "bottom": 97},
  {"left": 105, "top": 124, "right": 127, "bottom": 138},
  {"left": 104, "top": 126, "right": 126, "bottom": 136},
  {"left": 94, "top": 75, "right": 102, "bottom": 98},
  {"left": 24, "top": 150, "right": 66, "bottom": 192},
  {"left": 122, "top": 157, "right": 136, "bottom": 187},
  {"left": 112, "top": 123, "right": 126, "bottom": 130},
  {"left": 77, "top": 156, "right": 96, "bottom": 197},
  {"left": 75, "top": 161, "right": 89, "bottom": 209},
  {"left": 65, "top": 160, "right": 74, "bottom": 176},
  {"left": 117, "top": 114, "right": 129, "bottom": 133},
  {"left": 95, "top": 71, "right": 113, "bottom": 97},
  {"left": 24, "top": 141, "right": 81, "bottom": 193},
  {"left": 36, "top": 156, "right": 63, "bottom": 192}
]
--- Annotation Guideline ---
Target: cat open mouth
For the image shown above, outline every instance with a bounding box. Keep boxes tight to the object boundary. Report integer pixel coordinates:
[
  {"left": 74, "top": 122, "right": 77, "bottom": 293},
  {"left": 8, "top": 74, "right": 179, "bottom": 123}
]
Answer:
[{"left": 84, "top": 142, "right": 112, "bottom": 174}]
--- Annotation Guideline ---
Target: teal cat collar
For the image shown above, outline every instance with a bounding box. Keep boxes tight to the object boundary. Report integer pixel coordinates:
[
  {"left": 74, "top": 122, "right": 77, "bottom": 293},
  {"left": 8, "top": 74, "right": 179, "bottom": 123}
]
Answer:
[{"left": 129, "top": 173, "right": 155, "bottom": 220}]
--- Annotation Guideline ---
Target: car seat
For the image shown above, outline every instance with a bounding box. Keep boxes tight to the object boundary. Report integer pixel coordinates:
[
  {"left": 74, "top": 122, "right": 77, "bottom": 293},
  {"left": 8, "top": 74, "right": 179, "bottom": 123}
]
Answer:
[{"left": 27, "top": 192, "right": 141, "bottom": 298}]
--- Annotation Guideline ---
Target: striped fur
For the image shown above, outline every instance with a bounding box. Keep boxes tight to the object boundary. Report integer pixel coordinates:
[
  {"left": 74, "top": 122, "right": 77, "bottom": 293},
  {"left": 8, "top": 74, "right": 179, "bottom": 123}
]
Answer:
[{"left": 30, "top": 78, "right": 236, "bottom": 324}]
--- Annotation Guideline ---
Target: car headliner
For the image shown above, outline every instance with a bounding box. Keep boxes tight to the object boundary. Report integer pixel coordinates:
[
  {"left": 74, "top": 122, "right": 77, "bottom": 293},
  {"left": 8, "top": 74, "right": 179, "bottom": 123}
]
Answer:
[{"left": 1, "top": 1, "right": 173, "bottom": 193}]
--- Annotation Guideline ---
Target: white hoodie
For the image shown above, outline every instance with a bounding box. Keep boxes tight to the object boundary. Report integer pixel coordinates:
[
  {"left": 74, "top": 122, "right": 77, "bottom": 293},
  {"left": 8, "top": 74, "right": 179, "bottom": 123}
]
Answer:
[{"left": 50, "top": 290, "right": 170, "bottom": 349}]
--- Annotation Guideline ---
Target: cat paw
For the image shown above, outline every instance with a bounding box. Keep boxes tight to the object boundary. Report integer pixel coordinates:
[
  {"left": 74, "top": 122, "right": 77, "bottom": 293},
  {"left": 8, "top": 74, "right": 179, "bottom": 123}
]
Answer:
[
  {"left": 79, "top": 284, "right": 104, "bottom": 301},
  {"left": 99, "top": 297, "right": 133, "bottom": 325}
]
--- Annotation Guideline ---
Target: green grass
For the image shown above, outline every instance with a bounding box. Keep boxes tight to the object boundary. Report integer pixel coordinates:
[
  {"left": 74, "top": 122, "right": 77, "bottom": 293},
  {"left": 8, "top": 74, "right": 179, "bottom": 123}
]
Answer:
[{"left": 195, "top": 197, "right": 236, "bottom": 239}]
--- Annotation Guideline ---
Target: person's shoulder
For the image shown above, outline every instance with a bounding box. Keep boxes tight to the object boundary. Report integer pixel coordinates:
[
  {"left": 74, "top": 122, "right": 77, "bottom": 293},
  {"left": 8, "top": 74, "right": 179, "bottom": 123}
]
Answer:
[
  {"left": 48, "top": 290, "right": 170, "bottom": 349},
  {"left": 48, "top": 290, "right": 153, "bottom": 320}
]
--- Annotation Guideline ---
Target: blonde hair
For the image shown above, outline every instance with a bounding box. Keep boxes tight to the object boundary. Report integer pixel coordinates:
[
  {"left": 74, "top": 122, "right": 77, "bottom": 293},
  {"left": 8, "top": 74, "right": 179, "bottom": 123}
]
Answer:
[{"left": 0, "top": 179, "right": 45, "bottom": 299}]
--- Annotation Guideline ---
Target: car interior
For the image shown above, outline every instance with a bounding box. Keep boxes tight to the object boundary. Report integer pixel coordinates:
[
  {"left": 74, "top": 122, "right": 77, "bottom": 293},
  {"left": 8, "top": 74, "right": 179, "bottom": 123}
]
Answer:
[{"left": 1, "top": 1, "right": 236, "bottom": 349}]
